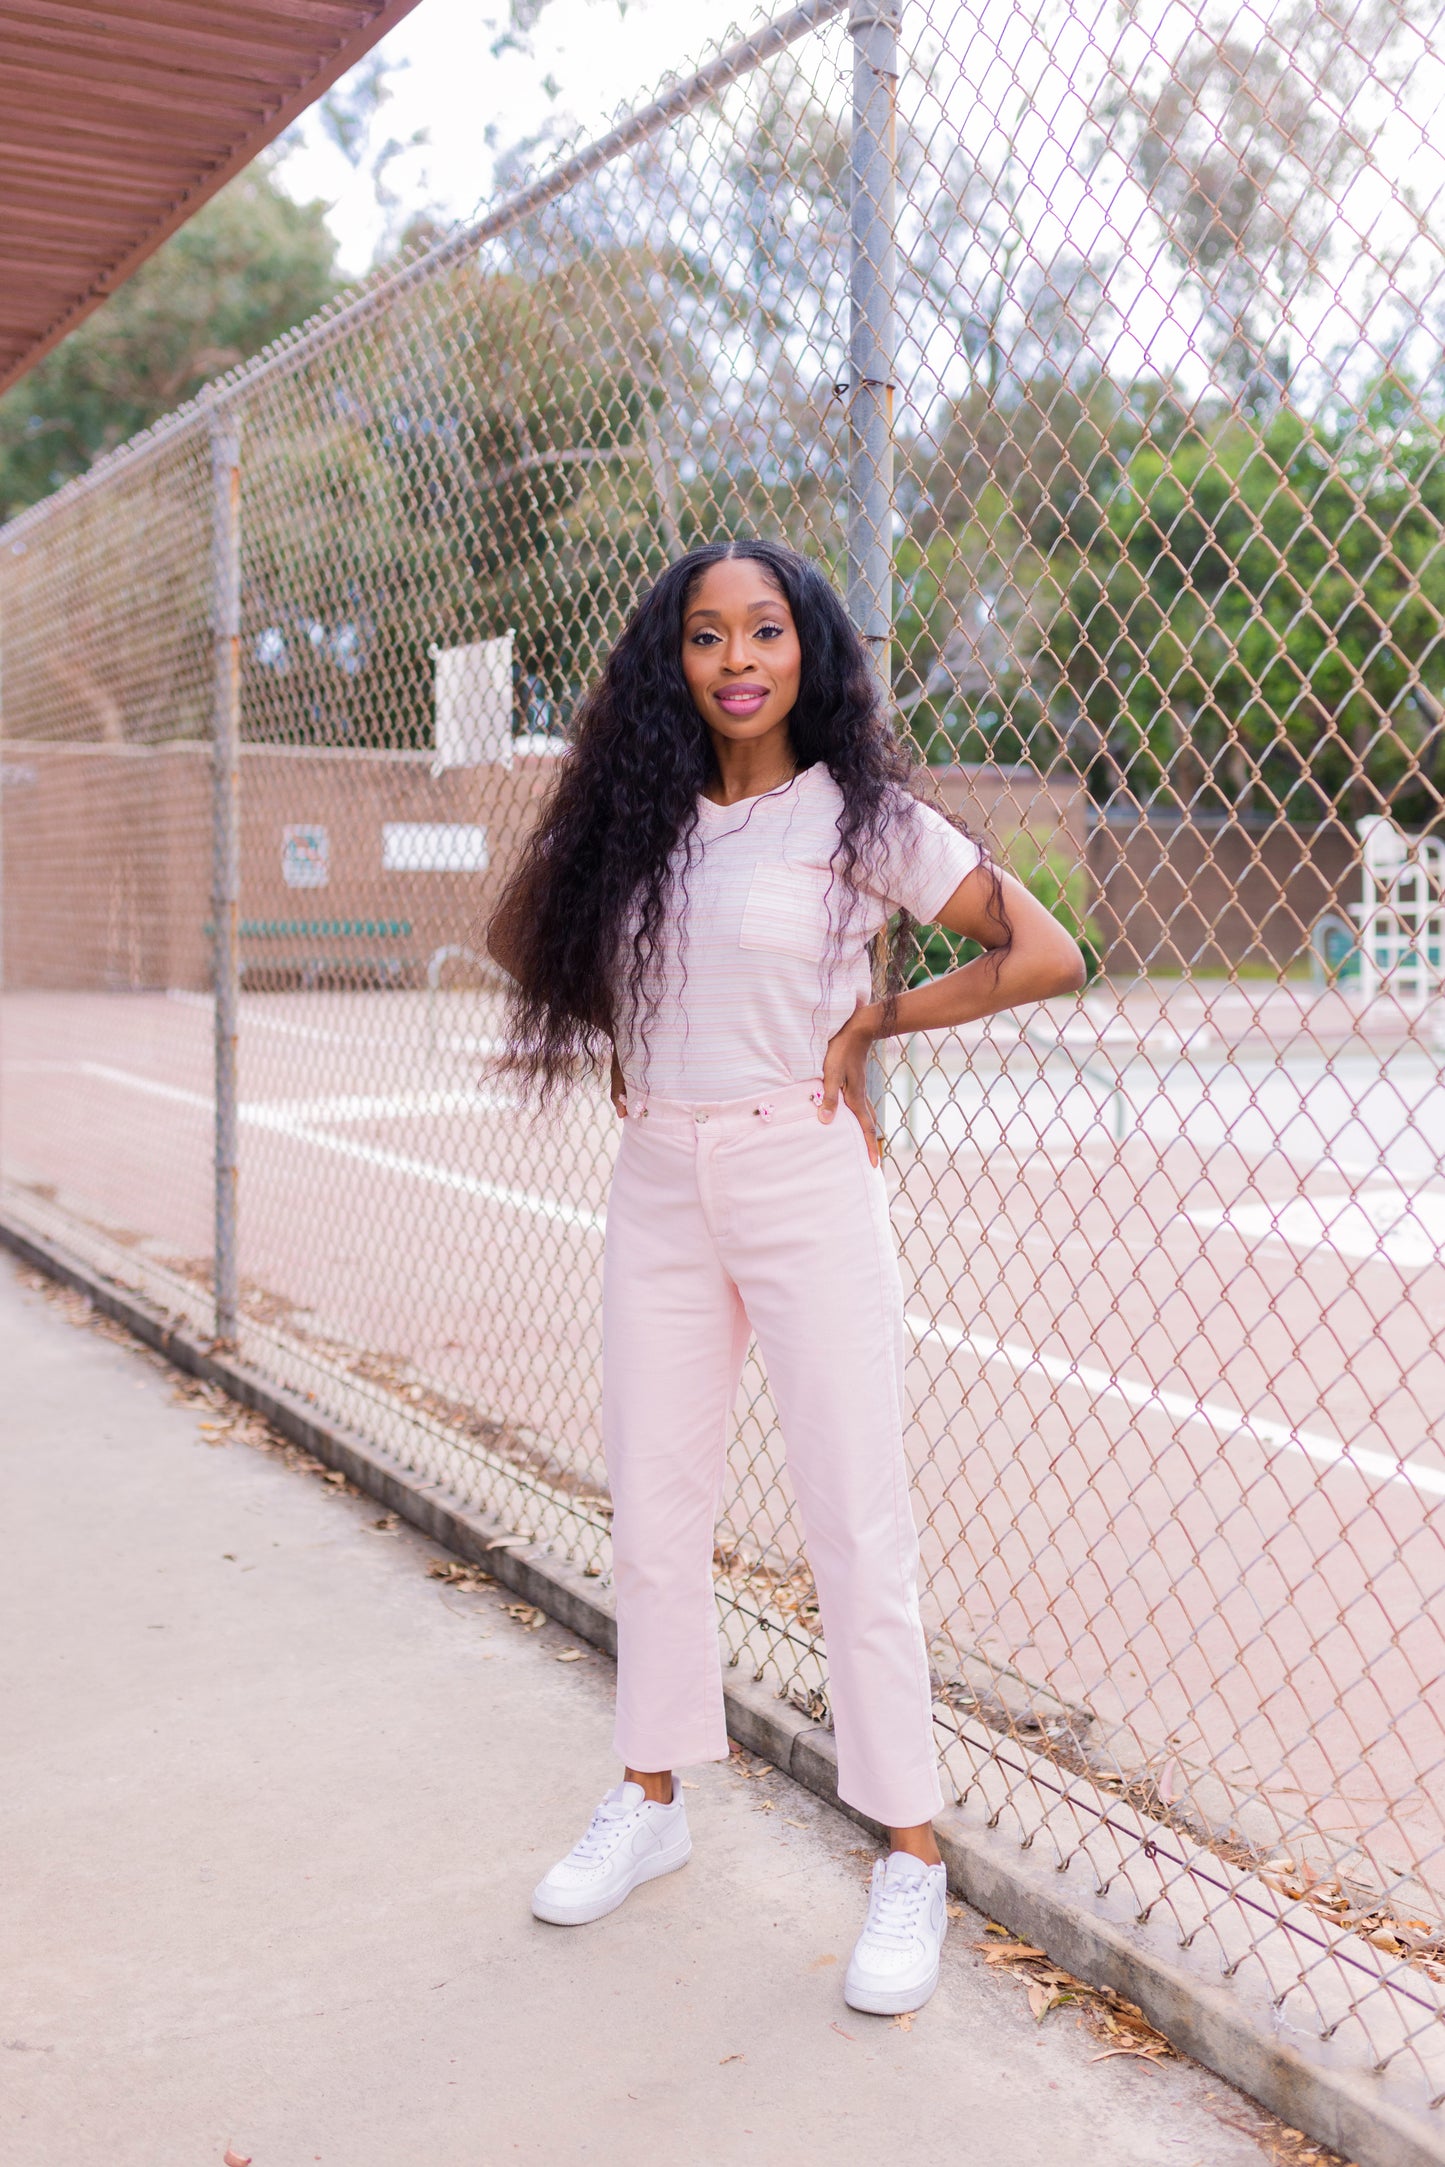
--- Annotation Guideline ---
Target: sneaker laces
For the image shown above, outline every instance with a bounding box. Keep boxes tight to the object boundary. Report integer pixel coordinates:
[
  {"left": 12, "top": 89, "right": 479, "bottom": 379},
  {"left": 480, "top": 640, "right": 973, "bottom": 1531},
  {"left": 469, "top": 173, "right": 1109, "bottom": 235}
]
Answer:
[
  {"left": 865, "top": 1866, "right": 929, "bottom": 1946},
  {"left": 568, "top": 1793, "right": 636, "bottom": 1865}
]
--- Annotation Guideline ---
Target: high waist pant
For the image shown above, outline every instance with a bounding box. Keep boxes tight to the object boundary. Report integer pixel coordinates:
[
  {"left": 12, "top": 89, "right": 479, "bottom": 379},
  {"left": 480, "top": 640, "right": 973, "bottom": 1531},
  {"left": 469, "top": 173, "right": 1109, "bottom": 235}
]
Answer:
[{"left": 601, "top": 1076, "right": 943, "bottom": 1828}]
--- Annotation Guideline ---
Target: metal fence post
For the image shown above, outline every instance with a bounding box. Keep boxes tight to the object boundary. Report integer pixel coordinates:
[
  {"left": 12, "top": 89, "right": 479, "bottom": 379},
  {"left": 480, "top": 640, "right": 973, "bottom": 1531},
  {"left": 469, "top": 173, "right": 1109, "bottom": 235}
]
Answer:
[
  {"left": 210, "top": 415, "right": 242, "bottom": 1345},
  {"left": 846, "top": 0, "right": 900, "bottom": 696}
]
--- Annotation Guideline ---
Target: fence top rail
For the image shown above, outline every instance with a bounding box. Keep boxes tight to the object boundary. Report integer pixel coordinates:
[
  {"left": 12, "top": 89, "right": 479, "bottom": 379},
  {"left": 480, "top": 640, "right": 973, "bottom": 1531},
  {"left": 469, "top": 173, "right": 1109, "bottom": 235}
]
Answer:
[{"left": 0, "top": 0, "right": 848, "bottom": 556}]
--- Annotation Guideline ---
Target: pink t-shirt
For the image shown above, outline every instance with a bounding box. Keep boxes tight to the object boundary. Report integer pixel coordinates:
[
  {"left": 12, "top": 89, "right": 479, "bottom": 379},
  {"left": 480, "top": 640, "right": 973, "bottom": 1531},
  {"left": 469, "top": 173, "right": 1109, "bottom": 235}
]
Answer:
[{"left": 616, "top": 763, "right": 982, "bottom": 1101}]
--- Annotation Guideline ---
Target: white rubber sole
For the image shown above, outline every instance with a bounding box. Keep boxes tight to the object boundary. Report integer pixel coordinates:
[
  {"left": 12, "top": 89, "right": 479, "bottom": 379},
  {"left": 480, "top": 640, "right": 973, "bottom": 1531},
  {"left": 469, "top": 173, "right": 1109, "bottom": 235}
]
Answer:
[
  {"left": 530, "top": 1831, "right": 693, "bottom": 1926},
  {"left": 842, "top": 1956, "right": 942, "bottom": 2016}
]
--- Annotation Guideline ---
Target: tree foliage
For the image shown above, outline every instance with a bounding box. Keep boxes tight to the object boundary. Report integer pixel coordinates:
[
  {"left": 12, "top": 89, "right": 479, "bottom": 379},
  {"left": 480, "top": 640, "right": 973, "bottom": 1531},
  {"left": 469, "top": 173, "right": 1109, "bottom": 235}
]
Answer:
[
  {"left": 0, "top": 165, "right": 338, "bottom": 520},
  {"left": 898, "top": 376, "right": 1445, "bottom": 827}
]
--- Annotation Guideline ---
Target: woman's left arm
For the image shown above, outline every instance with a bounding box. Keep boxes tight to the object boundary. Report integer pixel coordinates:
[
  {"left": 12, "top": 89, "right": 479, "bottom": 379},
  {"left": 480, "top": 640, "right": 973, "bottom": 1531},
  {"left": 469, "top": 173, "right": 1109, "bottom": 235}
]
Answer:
[{"left": 820, "top": 864, "right": 1087, "bottom": 1162}]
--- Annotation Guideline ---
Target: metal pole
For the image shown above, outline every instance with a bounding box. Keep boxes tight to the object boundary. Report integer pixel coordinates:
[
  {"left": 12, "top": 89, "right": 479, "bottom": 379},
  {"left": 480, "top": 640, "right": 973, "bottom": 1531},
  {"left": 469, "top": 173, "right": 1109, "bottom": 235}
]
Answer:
[
  {"left": 847, "top": 0, "right": 900, "bottom": 695},
  {"left": 210, "top": 417, "right": 242, "bottom": 1344}
]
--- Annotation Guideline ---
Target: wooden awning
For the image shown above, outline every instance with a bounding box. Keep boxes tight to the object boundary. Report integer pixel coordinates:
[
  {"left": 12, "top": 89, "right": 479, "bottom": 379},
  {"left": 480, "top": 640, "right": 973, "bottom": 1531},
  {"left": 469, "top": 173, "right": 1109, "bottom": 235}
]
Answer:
[{"left": 0, "top": 0, "right": 425, "bottom": 396}]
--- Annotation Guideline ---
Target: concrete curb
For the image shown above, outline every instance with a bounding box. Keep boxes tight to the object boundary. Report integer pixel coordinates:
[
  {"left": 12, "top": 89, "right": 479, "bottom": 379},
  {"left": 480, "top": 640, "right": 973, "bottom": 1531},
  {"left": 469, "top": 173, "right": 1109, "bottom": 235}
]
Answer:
[{"left": 5, "top": 1210, "right": 1441, "bottom": 2167}]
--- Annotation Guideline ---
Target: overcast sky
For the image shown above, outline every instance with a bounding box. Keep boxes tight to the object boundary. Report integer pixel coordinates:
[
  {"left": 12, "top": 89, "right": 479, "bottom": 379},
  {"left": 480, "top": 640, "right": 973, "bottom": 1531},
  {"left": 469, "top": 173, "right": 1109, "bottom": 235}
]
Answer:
[{"left": 277, "top": 0, "right": 759, "bottom": 272}]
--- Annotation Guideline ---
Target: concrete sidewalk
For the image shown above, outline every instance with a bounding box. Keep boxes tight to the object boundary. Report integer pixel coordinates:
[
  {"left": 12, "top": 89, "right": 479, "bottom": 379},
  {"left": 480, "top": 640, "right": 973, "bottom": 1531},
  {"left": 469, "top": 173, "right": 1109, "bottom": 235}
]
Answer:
[{"left": 0, "top": 1253, "right": 1316, "bottom": 2167}]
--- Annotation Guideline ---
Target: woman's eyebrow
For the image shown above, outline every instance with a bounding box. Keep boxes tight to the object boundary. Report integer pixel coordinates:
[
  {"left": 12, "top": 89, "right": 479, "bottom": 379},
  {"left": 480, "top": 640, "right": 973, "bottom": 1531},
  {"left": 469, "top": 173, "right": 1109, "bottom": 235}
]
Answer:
[{"left": 684, "top": 597, "right": 790, "bottom": 623}]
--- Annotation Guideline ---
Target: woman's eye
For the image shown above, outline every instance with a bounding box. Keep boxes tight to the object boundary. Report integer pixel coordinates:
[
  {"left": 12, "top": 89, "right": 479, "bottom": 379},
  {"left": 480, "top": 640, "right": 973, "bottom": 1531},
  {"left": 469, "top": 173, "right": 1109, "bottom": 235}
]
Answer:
[
  {"left": 756, "top": 622, "right": 785, "bottom": 640},
  {"left": 690, "top": 629, "right": 721, "bottom": 646}
]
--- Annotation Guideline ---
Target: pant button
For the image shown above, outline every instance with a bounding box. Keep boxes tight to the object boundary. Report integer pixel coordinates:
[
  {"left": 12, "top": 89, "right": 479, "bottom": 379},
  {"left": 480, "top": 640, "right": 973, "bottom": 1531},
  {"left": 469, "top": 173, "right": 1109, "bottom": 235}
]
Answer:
[{"left": 695, "top": 1111, "right": 709, "bottom": 1124}]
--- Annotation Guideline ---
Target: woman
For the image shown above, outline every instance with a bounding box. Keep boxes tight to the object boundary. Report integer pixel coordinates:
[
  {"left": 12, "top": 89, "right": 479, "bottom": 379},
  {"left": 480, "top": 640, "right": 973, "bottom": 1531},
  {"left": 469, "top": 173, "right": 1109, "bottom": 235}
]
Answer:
[{"left": 489, "top": 539, "right": 1084, "bottom": 2016}]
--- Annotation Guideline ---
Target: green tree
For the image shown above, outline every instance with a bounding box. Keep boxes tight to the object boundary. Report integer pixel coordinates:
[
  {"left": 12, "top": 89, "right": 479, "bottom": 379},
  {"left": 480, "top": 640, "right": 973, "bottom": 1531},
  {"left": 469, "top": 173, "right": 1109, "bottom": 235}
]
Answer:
[
  {"left": 1043, "top": 395, "right": 1445, "bottom": 825},
  {"left": 234, "top": 71, "right": 855, "bottom": 752},
  {"left": 895, "top": 371, "right": 1445, "bottom": 830},
  {"left": 0, "top": 164, "right": 338, "bottom": 520},
  {"left": 894, "top": 372, "right": 1186, "bottom": 770}
]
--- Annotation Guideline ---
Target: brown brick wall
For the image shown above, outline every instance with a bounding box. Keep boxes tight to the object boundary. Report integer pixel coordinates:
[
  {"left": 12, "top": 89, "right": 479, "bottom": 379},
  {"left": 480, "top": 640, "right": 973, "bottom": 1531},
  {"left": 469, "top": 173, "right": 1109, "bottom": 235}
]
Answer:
[
  {"left": 1086, "top": 814, "right": 1360, "bottom": 974},
  {"left": 0, "top": 743, "right": 561, "bottom": 992},
  {"left": 929, "top": 762, "right": 1090, "bottom": 858}
]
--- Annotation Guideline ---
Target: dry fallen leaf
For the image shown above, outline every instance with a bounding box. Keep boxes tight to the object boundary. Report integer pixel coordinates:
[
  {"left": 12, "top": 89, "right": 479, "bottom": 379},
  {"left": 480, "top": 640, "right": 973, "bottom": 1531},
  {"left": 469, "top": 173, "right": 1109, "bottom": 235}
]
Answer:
[
  {"left": 503, "top": 1602, "right": 546, "bottom": 1630},
  {"left": 1027, "top": 1980, "right": 1074, "bottom": 2021},
  {"left": 1090, "top": 2047, "right": 1167, "bottom": 2069},
  {"left": 555, "top": 1648, "right": 585, "bottom": 1662},
  {"left": 719, "top": 2052, "right": 744, "bottom": 2065},
  {"left": 223, "top": 2150, "right": 252, "bottom": 2166},
  {"left": 829, "top": 2021, "right": 856, "bottom": 2042},
  {"left": 427, "top": 1560, "right": 493, "bottom": 1590},
  {"left": 975, "top": 1935, "right": 1175, "bottom": 2062},
  {"left": 892, "top": 2011, "right": 915, "bottom": 2032},
  {"left": 680, "top": 1780, "right": 699, "bottom": 1790},
  {"left": 728, "top": 1752, "right": 771, "bottom": 1779}
]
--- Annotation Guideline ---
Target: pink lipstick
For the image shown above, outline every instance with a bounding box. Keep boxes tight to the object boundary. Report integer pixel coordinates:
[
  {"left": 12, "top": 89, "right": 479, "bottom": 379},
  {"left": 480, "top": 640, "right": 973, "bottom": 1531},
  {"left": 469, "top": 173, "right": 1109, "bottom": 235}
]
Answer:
[{"left": 714, "top": 685, "right": 769, "bottom": 714}]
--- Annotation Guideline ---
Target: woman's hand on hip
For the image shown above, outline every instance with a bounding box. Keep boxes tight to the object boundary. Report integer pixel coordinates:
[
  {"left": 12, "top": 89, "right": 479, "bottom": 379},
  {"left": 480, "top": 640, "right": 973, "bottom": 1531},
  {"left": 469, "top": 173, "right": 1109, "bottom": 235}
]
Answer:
[
  {"left": 609, "top": 1049, "right": 628, "bottom": 1119},
  {"left": 819, "top": 997, "right": 882, "bottom": 1166}
]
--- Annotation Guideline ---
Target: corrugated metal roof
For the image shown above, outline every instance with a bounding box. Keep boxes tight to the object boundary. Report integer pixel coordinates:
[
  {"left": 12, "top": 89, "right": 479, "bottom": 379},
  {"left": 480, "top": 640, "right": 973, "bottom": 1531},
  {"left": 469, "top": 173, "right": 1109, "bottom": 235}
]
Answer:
[{"left": 0, "top": 0, "right": 426, "bottom": 394}]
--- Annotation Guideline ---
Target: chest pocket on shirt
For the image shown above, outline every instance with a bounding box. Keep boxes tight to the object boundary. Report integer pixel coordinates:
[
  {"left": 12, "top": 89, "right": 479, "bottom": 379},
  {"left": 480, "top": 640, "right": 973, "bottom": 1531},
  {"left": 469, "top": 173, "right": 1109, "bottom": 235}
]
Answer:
[{"left": 738, "top": 864, "right": 835, "bottom": 962}]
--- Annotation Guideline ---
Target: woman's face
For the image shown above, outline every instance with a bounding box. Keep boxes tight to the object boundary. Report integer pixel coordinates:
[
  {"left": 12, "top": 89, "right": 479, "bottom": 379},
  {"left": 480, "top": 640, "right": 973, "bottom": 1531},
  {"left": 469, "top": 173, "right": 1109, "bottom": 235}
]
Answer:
[{"left": 680, "top": 557, "right": 802, "bottom": 751}]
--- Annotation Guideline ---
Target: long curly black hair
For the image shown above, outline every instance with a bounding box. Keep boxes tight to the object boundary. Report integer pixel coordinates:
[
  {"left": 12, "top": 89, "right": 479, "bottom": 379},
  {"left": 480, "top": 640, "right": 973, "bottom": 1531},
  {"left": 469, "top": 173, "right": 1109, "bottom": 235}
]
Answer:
[{"left": 489, "top": 538, "right": 1007, "bottom": 1097}]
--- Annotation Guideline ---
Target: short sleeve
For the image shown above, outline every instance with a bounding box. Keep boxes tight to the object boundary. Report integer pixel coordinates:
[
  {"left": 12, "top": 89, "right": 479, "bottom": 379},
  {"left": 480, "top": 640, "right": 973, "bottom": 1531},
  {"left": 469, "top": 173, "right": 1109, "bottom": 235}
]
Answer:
[{"left": 865, "top": 795, "right": 983, "bottom": 923}]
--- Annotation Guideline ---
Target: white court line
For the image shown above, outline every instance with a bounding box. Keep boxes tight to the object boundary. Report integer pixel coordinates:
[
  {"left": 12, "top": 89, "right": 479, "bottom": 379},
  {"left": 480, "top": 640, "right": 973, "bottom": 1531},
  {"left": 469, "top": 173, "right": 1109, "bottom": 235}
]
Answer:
[
  {"left": 256, "top": 1089, "right": 518, "bottom": 1124},
  {"left": 1189, "top": 1192, "right": 1445, "bottom": 1272},
  {"left": 164, "top": 987, "right": 502, "bottom": 1057},
  {"left": 26, "top": 1059, "right": 1440, "bottom": 1497},
  {"left": 243, "top": 1116, "right": 605, "bottom": 1232},
  {"left": 905, "top": 1313, "right": 1445, "bottom": 1501},
  {"left": 164, "top": 988, "right": 396, "bottom": 1049},
  {"left": 17, "top": 1062, "right": 517, "bottom": 1125},
  {"left": 68, "top": 1066, "right": 212, "bottom": 1112},
  {"left": 67, "top": 1063, "right": 604, "bottom": 1234}
]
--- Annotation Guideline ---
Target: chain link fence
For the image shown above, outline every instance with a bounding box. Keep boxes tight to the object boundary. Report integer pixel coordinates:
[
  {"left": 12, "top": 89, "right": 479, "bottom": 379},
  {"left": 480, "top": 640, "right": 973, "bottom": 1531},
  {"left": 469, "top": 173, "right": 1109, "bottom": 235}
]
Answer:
[{"left": 3, "top": 0, "right": 1444, "bottom": 2140}]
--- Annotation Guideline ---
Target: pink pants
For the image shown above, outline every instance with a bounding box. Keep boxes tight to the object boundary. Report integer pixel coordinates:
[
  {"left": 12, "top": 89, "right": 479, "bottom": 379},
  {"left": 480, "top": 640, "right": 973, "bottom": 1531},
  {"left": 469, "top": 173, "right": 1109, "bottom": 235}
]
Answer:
[{"left": 601, "top": 1076, "right": 943, "bottom": 1828}]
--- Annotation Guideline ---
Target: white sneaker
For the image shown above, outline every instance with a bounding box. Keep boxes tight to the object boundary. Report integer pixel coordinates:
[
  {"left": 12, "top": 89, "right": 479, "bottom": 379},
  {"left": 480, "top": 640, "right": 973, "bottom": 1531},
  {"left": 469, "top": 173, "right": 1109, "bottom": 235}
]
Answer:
[
  {"left": 844, "top": 1853, "right": 949, "bottom": 2014},
  {"left": 531, "top": 1780, "right": 692, "bottom": 1925}
]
